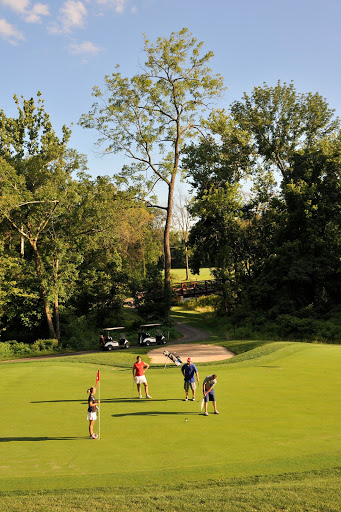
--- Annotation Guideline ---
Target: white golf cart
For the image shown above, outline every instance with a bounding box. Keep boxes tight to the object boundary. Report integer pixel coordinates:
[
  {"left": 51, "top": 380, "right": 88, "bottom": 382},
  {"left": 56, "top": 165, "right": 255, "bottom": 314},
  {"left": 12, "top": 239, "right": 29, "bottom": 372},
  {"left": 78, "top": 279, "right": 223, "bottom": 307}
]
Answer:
[
  {"left": 99, "top": 327, "right": 130, "bottom": 351},
  {"left": 138, "top": 323, "right": 166, "bottom": 346}
]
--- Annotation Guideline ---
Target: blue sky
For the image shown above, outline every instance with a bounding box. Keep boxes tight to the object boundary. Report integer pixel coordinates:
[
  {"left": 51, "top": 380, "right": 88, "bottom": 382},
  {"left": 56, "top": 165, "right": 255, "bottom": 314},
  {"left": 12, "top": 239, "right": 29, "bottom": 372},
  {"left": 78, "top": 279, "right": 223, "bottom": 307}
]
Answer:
[{"left": 1, "top": 0, "right": 341, "bottom": 198}]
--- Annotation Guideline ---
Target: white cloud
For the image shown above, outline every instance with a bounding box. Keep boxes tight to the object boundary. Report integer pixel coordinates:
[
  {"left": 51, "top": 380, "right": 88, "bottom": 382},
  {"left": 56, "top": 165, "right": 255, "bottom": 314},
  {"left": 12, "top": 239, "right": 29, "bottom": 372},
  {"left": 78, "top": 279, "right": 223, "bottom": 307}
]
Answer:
[
  {"left": 0, "top": 0, "right": 50, "bottom": 23},
  {"left": 0, "top": 17, "right": 25, "bottom": 44},
  {"left": 59, "top": 0, "right": 87, "bottom": 32},
  {"left": 69, "top": 40, "right": 102, "bottom": 56},
  {"left": 24, "top": 3, "right": 50, "bottom": 23},
  {"left": 96, "top": 0, "right": 127, "bottom": 14},
  {"left": 0, "top": 0, "right": 30, "bottom": 14},
  {"left": 47, "top": 21, "right": 62, "bottom": 35}
]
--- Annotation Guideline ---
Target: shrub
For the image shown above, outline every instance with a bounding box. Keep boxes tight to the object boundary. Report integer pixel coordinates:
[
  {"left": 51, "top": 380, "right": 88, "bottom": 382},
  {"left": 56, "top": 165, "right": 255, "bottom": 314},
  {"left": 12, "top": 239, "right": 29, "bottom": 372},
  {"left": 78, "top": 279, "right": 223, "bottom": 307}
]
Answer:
[
  {"left": 0, "top": 338, "right": 59, "bottom": 359},
  {"left": 0, "top": 342, "right": 12, "bottom": 356},
  {"left": 32, "top": 339, "right": 59, "bottom": 351}
]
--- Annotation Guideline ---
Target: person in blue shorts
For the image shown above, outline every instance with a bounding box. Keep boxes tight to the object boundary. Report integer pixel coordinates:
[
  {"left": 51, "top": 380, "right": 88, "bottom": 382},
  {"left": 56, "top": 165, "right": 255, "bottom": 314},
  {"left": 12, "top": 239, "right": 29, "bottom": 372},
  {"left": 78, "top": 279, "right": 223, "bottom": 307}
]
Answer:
[
  {"left": 181, "top": 357, "right": 199, "bottom": 401},
  {"left": 203, "top": 374, "right": 219, "bottom": 416}
]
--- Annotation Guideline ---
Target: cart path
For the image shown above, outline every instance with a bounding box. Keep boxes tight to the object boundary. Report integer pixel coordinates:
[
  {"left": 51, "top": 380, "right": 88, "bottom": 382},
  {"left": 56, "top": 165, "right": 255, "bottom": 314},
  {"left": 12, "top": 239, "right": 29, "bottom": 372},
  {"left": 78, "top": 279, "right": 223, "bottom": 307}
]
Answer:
[
  {"left": 148, "top": 322, "right": 234, "bottom": 363},
  {"left": 174, "top": 322, "right": 211, "bottom": 343},
  {"left": 1, "top": 323, "right": 234, "bottom": 364}
]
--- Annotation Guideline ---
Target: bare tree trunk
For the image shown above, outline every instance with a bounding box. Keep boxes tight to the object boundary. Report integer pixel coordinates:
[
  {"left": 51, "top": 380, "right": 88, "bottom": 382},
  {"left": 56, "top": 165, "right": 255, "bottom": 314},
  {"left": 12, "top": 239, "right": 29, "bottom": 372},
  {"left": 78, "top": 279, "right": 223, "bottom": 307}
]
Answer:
[
  {"left": 164, "top": 184, "right": 173, "bottom": 287},
  {"left": 30, "top": 240, "right": 57, "bottom": 339},
  {"left": 185, "top": 246, "right": 189, "bottom": 281},
  {"left": 54, "top": 255, "right": 60, "bottom": 341},
  {"left": 20, "top": 226, "right": 25, "bottom": 258},
  {"left": 163, "top": 180, "right": 176, "bottom": 313}
]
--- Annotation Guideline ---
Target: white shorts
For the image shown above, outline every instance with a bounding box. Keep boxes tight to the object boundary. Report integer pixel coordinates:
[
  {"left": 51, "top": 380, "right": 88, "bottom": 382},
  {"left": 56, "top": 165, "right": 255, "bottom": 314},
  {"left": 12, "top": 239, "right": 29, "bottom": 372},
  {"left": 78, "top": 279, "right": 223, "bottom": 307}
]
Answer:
[
  {"left": 87, "top": 411, "right": 97, "bottom": 421},
  {"left": 135, "top": 375, "right": 147, "bottom": 385}
]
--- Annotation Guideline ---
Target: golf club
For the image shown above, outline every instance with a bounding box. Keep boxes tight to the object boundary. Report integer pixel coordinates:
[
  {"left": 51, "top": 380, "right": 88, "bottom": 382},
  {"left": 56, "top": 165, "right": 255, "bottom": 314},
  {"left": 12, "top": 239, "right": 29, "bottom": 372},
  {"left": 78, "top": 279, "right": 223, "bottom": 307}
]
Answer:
[{"left": 131, "top": 377, "right": 135, "bottom": 401}]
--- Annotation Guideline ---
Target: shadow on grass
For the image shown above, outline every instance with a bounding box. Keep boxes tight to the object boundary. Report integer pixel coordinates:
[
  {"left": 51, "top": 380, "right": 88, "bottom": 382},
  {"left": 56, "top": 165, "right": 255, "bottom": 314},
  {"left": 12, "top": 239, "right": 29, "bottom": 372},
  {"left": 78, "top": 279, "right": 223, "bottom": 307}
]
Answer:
[
  {"left": 0, "top": 436, "right": 86, "bottom": 442},
  {"left": 102, "top": 398, "right": 184, "bottom": 403},
  {"left": 255, "top": 366, "right": 282, "bottom": 368},
  {"left": 112, "top": 411, "right": 200, "bottom": 417},
  {"left": 31, "top": 399, "right": 87, "bottom": 404},
  {"left": 31, "top": 398, "right": 184, "bottom": 404}
]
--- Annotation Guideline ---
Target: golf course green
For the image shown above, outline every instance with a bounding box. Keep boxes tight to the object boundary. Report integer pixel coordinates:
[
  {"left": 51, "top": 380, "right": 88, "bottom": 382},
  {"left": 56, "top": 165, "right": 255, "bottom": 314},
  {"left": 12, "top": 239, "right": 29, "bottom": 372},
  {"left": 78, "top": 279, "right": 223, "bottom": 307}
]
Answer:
[{"left": 1, "top": 337, "right": 341, "bottom": 510}]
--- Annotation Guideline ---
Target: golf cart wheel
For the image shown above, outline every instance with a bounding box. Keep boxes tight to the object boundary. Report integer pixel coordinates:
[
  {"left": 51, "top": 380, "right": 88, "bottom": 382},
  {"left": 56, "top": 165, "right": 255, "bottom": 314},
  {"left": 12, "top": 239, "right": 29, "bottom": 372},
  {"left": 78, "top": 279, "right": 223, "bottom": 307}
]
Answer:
[
  {"left": 108, "top": 345, "right": 114, "bottom": 351},
  {"left": 125, "top": 343, "right": 130, "bottom": 349},
  {"left": 145, "top": 340, "right": 150, "bottom": 346}
]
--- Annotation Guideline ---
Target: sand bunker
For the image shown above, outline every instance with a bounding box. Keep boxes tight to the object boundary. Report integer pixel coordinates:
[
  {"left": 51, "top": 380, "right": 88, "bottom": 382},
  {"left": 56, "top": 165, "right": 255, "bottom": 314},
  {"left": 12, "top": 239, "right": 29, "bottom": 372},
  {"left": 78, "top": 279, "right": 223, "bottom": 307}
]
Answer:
[{"left": 148, "top": 343, "right": 234, "bottom": 363}]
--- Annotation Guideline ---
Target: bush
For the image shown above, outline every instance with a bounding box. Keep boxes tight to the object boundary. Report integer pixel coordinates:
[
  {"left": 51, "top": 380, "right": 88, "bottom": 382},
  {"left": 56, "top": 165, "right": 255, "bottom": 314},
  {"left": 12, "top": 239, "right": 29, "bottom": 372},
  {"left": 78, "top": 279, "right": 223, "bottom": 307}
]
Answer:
[
  {"left": 0, "top": 338, "right": 59, "bottom": 359},
  {"left": 32, "top": 339, "right": 59, "bottom": 351},
  {"left": 0, "top": 342, "right": 13, "bottom": 356}
]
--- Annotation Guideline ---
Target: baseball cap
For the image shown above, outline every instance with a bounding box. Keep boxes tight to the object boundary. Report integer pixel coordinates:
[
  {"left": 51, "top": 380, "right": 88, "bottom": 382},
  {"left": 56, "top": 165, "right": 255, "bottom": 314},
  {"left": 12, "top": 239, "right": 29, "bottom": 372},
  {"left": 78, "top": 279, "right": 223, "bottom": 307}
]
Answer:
[{"left": 187, "top": 357, "right": 192, "bottom": 362}]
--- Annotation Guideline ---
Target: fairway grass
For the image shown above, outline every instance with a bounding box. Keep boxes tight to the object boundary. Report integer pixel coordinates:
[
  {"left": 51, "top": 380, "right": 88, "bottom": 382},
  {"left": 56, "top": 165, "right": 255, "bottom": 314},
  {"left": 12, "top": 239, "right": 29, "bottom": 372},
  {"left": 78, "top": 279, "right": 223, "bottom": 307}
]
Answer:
[
  {"left": 170, "top": 268, "right": 213, "bottom": 282},
  {"left": 1, "top": 340, "right": 341, "bottom": 510}
]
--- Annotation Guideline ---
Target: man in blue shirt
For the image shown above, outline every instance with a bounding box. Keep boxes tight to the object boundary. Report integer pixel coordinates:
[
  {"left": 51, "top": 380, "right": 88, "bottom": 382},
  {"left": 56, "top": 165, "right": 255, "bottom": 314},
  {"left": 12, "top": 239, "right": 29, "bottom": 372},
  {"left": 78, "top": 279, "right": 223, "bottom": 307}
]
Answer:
[{"left": 181, "top": 357, "right": 199, "bottom": 401}]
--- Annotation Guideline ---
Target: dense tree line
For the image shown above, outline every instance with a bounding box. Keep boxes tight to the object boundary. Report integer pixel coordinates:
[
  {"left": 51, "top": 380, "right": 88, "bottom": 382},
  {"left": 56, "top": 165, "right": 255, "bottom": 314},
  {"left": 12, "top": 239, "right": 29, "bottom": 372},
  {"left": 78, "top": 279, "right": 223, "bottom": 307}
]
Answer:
[
  {"left": 185, "top": 81, "right": 341, "bottom": 338},
  {"left": 0, "top": 93, "right": 162, "bottom": 344}
]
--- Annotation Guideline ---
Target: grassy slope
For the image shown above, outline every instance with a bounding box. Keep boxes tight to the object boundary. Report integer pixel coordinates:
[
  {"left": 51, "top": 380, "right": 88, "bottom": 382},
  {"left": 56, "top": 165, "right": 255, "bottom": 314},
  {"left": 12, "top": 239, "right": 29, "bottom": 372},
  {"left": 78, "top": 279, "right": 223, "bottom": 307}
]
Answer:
[
  {"left": 170, "top": 268, "right": 213, "bottom": 282},
  {"left": 1, "top": 308, "right": 341, "bottom": 510},
  {"left": 1, "top": 470, "right": 341, "bottom": 511}
]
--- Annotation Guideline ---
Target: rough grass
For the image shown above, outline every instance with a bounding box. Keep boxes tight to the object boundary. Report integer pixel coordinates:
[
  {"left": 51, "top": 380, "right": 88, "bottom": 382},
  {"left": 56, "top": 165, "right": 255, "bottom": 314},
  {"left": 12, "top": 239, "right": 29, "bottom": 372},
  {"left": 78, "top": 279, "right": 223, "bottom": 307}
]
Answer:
[{"left": 1, "top": 469, "right": 341, "bottom": 511}]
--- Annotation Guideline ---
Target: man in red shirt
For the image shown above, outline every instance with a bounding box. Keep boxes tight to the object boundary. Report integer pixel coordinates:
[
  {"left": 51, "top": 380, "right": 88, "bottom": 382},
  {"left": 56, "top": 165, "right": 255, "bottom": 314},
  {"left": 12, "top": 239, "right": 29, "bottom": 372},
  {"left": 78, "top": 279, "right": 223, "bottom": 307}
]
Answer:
[{"left": 133, "top": 355, "right": 152, "bottom": 399}]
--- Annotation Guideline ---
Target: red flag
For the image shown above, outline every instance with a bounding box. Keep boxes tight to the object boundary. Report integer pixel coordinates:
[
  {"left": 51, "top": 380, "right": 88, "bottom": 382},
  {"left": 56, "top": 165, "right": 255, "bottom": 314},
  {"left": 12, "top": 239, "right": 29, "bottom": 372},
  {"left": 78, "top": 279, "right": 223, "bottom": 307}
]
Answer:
[{"left": 95, "top": 370, "right": 100, "bottom": 387}]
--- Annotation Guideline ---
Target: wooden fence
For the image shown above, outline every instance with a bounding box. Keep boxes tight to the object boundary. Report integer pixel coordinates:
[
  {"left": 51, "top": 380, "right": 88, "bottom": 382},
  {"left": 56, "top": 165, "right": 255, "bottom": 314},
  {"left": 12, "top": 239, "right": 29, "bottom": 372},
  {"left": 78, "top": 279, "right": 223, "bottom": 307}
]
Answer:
[{"left": 171, "top": 280, "right": 218, "bottom": 299}]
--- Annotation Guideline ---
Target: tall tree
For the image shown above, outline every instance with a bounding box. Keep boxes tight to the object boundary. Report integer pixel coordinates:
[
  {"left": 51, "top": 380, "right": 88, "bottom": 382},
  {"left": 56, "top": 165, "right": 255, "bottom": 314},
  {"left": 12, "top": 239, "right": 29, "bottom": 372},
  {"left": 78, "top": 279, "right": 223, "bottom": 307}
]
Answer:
[
  {"left": 80, "top": 28, "right": 224, "bottom": 311},
  {"left": 185, "top": 81, "right": 341, "bottom": 315},
  {"left": 173, "top": 192, "right": 192, "bottom": 280},
  {"left": 0, "top": 94, "right": 76, "bottom": 338},
  {"left": 229, "top": 80, "right": 339, "bottom": 178}
]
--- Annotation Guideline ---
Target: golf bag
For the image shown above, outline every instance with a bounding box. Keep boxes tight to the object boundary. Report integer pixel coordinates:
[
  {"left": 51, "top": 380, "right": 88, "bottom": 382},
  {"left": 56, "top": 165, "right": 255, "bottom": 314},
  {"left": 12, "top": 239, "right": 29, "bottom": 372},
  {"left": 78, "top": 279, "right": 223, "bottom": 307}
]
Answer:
[{"left": 163, "top": 350, "right": 182, "bottom": 366}]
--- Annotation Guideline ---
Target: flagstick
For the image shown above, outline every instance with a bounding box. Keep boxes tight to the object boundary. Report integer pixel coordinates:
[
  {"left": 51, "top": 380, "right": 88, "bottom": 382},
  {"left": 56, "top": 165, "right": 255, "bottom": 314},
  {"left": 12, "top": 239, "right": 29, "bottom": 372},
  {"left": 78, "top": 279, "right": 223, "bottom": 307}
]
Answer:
[{"left": 98, "top": 370, "right": 101, "bottom": 440}]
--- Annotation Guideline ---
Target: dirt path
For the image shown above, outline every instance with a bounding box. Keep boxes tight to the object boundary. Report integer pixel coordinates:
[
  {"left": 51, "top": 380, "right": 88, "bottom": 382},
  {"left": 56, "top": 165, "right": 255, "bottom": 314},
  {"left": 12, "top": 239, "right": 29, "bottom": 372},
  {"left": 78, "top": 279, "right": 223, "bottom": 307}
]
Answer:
[{"left": 148, "top": 322, "right": 234, "bottom": 363}]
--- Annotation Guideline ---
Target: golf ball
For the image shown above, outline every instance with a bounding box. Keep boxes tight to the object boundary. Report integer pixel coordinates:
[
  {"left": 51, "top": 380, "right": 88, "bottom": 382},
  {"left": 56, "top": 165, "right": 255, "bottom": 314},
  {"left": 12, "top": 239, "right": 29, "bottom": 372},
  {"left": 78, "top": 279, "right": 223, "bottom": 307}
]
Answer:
[{"left": 185, "top": 419, "right": 187, "bottom": 422}]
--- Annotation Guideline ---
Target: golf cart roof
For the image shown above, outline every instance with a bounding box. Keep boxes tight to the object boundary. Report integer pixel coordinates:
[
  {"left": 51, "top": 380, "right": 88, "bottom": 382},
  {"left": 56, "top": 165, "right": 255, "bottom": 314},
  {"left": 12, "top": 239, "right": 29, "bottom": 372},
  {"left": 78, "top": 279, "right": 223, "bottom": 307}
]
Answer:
[
  {"left": 140, "top": 323, "right": 161, "bottom": 327},
  {"left": 102, "top": 327, "right": 124, "bottom": 331}
]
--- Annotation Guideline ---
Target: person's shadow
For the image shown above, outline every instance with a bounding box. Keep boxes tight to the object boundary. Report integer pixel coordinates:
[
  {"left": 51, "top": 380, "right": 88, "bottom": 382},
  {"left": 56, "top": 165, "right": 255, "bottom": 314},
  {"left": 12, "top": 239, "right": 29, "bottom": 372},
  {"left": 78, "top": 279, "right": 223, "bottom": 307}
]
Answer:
[
  {"left": 31, "top": 398, "right": 185, "bottom": 404},
  {"left": 112, "top": 410, "right": 199, "bottom": 417},
  {"left": 0, "top": 436, "right": 85, "bottom": 442}
]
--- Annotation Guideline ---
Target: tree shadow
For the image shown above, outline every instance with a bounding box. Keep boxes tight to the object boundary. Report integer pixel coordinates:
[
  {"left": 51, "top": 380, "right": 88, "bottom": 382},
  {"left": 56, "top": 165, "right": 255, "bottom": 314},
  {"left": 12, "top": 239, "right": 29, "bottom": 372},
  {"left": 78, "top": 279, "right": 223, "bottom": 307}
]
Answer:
[{"left": 0, "top": 436, "right": 86, "bottom": 442}]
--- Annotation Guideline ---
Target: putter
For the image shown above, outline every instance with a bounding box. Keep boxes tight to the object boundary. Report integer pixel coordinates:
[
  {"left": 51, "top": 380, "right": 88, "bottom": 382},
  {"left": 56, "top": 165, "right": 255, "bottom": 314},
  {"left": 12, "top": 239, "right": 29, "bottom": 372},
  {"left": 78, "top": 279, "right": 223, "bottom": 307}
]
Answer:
[
  {"left": 200, "top": 398, "right": 204, "bottom": 412},
  {"left": 131, "top": 378, "right": 135, "bottom": 401}
]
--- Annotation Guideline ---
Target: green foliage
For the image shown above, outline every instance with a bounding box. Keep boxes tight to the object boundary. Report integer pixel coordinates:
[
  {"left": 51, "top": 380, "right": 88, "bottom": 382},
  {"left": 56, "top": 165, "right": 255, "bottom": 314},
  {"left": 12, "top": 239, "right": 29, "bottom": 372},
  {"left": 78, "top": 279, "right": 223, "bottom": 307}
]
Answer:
[
  {"left": 186, "top": 81, "right": 341, "bottom": 320},
  {"left": 132, "top": 265, "right": 171, "bottom": 321},
  {"left": 0, "top": 338, "right": 58, "bottom": 357},
  {"left": 0, "top": 94, "right": 159, "bottom": 342},
  {"left": 32, "top": 338, "right": 59, "bottom": 351},
  {"left": 80, "top": 28, "right": 225, "bottom": 307}
]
